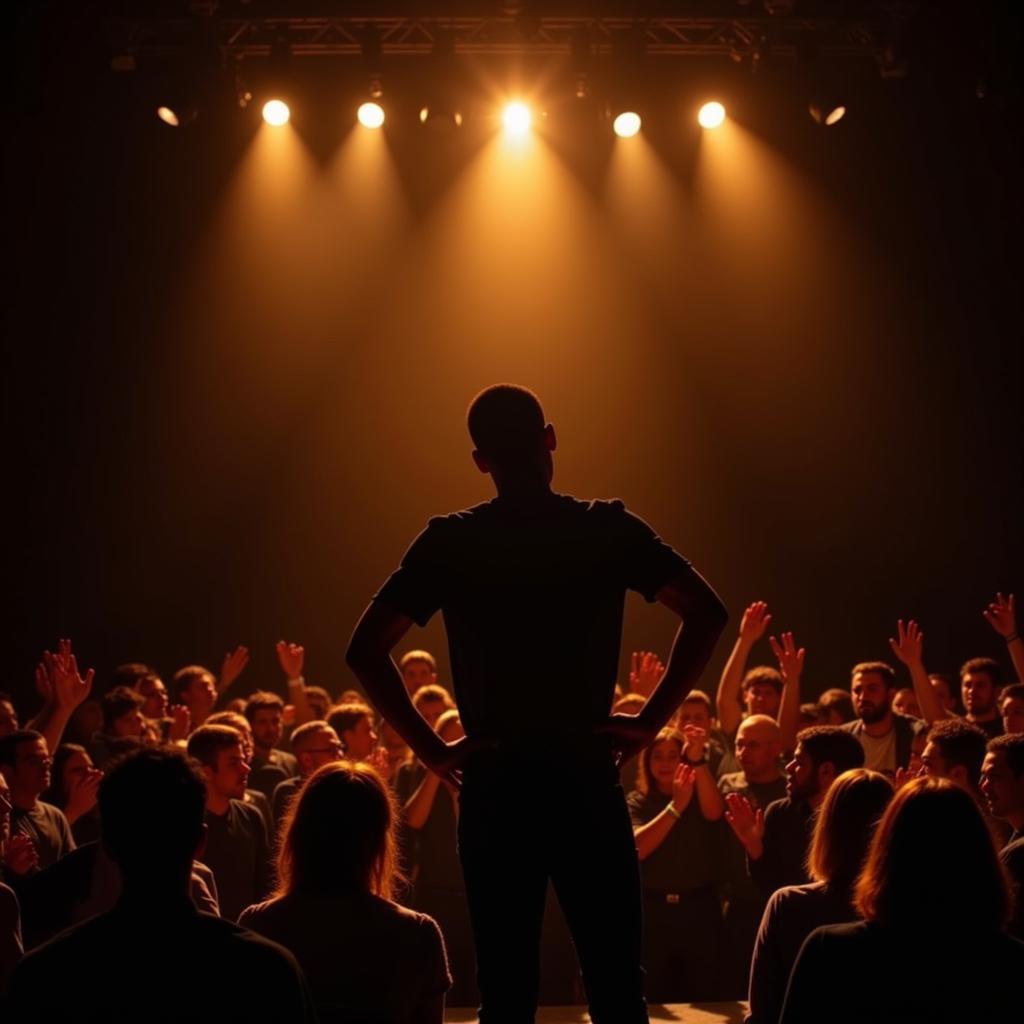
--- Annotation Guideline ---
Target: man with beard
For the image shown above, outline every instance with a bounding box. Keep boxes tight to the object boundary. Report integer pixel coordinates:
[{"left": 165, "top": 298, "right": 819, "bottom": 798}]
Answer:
[
  {"left": 841, "top": 662, "right": 925, "bottom": 775},
  {"left": 960, "top": 657, "right": 1005, "bottom": 740},
  {"left": 725, "top": 726, "right": 864, "bottom": 899}
]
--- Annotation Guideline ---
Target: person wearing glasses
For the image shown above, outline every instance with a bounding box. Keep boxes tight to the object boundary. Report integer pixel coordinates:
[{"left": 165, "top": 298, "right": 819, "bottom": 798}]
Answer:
[{"left": 272, "top": 722, "right": 345, "bottom": 828}]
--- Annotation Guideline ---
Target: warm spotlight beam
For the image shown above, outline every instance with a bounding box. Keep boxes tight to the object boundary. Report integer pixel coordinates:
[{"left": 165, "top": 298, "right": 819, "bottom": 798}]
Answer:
[
  {"left": 262, "top": 99, "right": 291, "bottom": 126},
  {"left": 698, "top": 101, "right": 726, "bottom": 129},
  {"left": 502, "top": 102, "right": 532, "bottom": 136}
]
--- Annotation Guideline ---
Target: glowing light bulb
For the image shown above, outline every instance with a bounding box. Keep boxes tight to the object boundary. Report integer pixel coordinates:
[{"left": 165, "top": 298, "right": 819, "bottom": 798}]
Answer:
[
  {"left": 613, "top": 111, "right": 642, "bottom": 138},
  {"left": 358, "top": 102, "right": 385, "bottom": 129},
  {"left": 156, "top": 106, "right": 180, "bottom": 127},
  {"left": 698, "top": 102, "right": 726, "bottom": 129},
  {"left": 262, "top": 100, "right": 290, "bottom": 127},
  {"left": 502, "top": 102, "right": 532, "bottom": 136}
]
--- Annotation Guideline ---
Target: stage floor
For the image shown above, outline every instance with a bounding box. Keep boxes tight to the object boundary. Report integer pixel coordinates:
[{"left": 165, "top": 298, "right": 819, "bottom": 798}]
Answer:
[{"left": 445, "top": 1004, "right": 747, "bottom": 1023}]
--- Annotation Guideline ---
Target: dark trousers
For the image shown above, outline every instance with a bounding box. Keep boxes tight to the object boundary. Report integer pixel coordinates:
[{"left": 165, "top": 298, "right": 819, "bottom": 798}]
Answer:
[{"left": 457, "top": 745, "right": 648, "bottom": 1024}]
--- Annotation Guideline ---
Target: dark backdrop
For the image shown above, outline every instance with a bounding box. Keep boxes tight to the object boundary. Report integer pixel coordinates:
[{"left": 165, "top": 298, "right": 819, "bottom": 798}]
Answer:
[{"left": 5, "top": 4, "right": 1021, "bottom": 715}]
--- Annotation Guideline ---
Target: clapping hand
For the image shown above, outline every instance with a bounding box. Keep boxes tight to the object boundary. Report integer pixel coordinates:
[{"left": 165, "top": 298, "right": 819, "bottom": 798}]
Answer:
[
  {"left": 671, "top": 763, "right": 696, "bottom": 813},
  {"left": 724, "top": 792, "right": 765, "bottom": 857}
]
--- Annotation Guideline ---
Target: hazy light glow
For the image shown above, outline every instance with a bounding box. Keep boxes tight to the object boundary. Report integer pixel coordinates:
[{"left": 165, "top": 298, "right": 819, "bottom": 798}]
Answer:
[
  {"left": 824, "top": 105, "right": 846, "bottom": 126},
  {"left": 698, "top": 102, "right": 726, "bottom": 129},
  {"left": 502, "top": 102, "right": 532, "bottom": 136},
  {"left": 358, "top": 102, "right": 385, "bottom": 129},
  {"left": 157, "top": 106, "right": 180, "bottom": 127},
  {"left": 613, "top": 112, "right": 642, "bottom": 138},
  {"left": 262, "top": 100, "right": 291, "bottom": 127}
]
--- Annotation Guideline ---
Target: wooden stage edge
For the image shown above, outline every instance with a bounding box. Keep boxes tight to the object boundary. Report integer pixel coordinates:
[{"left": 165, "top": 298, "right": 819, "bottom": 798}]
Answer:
[{"left": 444, "top": 1003, "right": 748, "bottom": 1023}]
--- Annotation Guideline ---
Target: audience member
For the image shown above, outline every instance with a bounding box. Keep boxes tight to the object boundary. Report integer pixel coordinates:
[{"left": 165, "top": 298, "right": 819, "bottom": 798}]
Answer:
[
  {"left": 629, "top": 726, "right": 726, "bottom": 1002},
  {"left": 124, "top": 666, "right": 191, "bottom": 743},
  {"left": 244, "top": 692, "right": 299, "bottom": 802},
  {"left": 842, "top": 661, "right": 925, "bottom": 774},
  {"left": 0, "top": 772, "right": 24, "bottom": 996},
  {"left": 272, "top": 722, "right": 344, "bottom": 826},
  {"left": 816, "top": 689, "right": 855, "bottom": 726},
  {"left": 0, "top": 731, "right": 74, "bottom": 872},
  {"left": 983, "top": 591, "right": 1023, "bottom": 686},
  {"left": 981, "top": 733, "right": 1024, "bottom": 938},
  {"left": 206, "top": 710, "right": 274, "bottom": 833},
  {"left": 726, "top": 726, "right": 865, "bottom": 899},
  {"left": 716, "top": 603, "right": 783, "bottom": 741},
  {"left": 797, "top": 703, "right": 821, "bottom": 728},
  {"left": 918, "top": 718, "right": 988, "bottom": 796},
  {"left": 678, "top": 690, "right": 733, "bottom": 777},
  {"left": 0, "top": 695, "right": 19, "bottom": 739},
  {"left": 779, "top": 778, "right": 1023, "bottom": 1023},
  {"left": 8, "top": 747, "right": 316, "bottom": 1020},
  {"left": 961, "top": 657, "right": 1005, "bottom": 739},
  {"left": 25, "top": 641, "right": 94, "bottom": 761},
  {"left": 1000, "top": 682, "right": 1024, "bottom": 736},
  {"left": 89, "top": 686, "right": 147, "bottom": 767},
  {"left": 328, "top": 702, "right": 380, "bottom": 761},
  {"left": 187, "top": 725, "right": 272, "bottom": 921},
  {"left": 747, "top": 769, "right": 893, "bottom": 1024},
  {"left": 927, "top": 673, "right": 962, "bottom": 715},
  {"left": 719, "top": 715, "right": 787, "bottom": 807},
  {"left": 241, "top": 760, "right": 451, "bottom": 1023},
  {"left": 891, "top": 687, "right": 920, "bottom": 719},
  {"left": 399, "top": 650, "right": 439, "bottom": 697},
  {"left": 172, "top": 664, "right": 219, "bottom": 730},
  {"left": 379, "top": 720, "right": 411, "bottom": 786},
  {"left": 41, "top": 744, "right": 103, "bottom": 845},
  {"left": 304, "top": 686, "right": 332, "bottom": 721}
]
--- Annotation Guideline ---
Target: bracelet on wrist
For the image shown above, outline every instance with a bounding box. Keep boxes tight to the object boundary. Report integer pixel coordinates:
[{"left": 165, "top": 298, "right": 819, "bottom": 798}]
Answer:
[
  {"left": 684, "top": 754, "right": 708, "bottom": 767},
  {"left": 666, "top": 803, "right": 681, "bottom": 820}
]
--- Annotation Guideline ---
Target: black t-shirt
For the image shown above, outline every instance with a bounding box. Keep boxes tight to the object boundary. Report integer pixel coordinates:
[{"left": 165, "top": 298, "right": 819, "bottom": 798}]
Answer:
[
  {"left": 203, "top": 800, "right": 272, "bottom": 922},
  {"left": 749, "top": 797, "right": 814, "bottom": 901},
  {"left": 375, "top": 494, "right": 690, "bottom": 742},
  {"left": 11, "top": 801, "right": 75, "bottom": 870},
  {"left": 395, "top": 762, "right": 463, "bottom": 892},
  {"left": 627, "top": 789, "right": 723, "bottom": 894}
]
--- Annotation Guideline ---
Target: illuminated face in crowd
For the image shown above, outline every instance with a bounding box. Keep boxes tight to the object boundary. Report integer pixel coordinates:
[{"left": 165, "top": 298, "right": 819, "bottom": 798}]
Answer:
[
  {"left": 892, "top": 688, "right": 921, "bottom": 719},
  {"left": 250, "top": 707, "right": 284, "bottom": 754},
  {"left": 401, "top": 659, "right": 437, "bottom": 695},
  {"left": 929, "top": 676, "right": 958, "bottom": 713},
  {"left": 341, "top": 715, "right": 379, "bottom": 761},
  {"left": 296, "top": 728, "right": 344, "bottom": 777},
  {"left": 785, "top": 743, "right": 820, "bottom": 803},
  {"left": 678, "top": 701, "right": 712, "bottom": 731},
  {"left": 920, "top": 741, "right": 956, "bottom": 784},
  {"left": 135, "top": 676, "right": 168, "bottom": 719},
  {"left": 61, "top": 749, "right": 94, "bottom": 803},
  {"left": 112, "top": 705, "right": 147, "bottom": 739},
  {"left": 744, "top": 683, "right": 781, "bottom": 719},
  {"left": 1001, "top": 695, "right": 1024, "bottom": 736},
  {"left": 962, "top": 671, "right": 996, "bottom": 718},
  {"left": 183, "top": 672, "right": 218, "bottom": 718},
  {"left": 980, "top": 751, "right": 1024, "bottom": 822},
  {"left": 648, "top": 740, "right": 683, "bottom": 795},
  {"left": 0, "top": 699, "right": 19, "bottom": 738},
  {"left": 851, "top": 671, "right": 892, "bottom": 725},
  {"left": 8, "top": 737, "right": 53, "bottom": 799},
  {"left": 208, "top": 741, "right": 250, "bottom": 801},
  {"left": 735, "top": 719, "right": 782, "bottom": 780}
]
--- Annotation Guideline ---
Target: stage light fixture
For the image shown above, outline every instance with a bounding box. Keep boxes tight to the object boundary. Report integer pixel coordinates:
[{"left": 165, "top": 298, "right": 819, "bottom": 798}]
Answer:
[
  {"left": 156, "top": 105, "right": 196, "bottom": 128},
  {"left": 419, "top": 105, "right": 463, "bottom": 130},
  {"left": 612, "top": 111, "right": 642, "bottom": 138},
  {"left": 502, "top": 102, "right": 532, "bottom": 136},
  {"left": 358, "top": 101, "right": 385, "bottom": 129},
  {"left": 262, "top": 99, "right": 291, "bottom": 126},
  {"left": 698, "top": 102, "right": 726, "bottom": 129},
  {"left": 809, "top": 100, "right": 846, "bottom": 126}
]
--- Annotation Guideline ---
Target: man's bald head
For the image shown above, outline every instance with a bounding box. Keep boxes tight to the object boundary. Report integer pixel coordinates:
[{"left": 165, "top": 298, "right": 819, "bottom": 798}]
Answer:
[{"left": 736, "top": 714, "right": 783, "bottom": 782}]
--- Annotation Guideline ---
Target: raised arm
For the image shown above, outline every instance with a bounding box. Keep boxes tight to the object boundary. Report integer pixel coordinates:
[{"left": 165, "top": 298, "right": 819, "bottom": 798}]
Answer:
[
  {"left": 346, "top": 601, "right": 460, "bottom": 783},
  {"left": 888, "top": 619, "right": 946, "bottom": 723},
  {"left": 984, "top": 593, "right": 1023, "bottom": 684},
  {"left": 769, "top": 632, "right": 805, "bottom": 754},
  {"left": 276, "top": 641, "right": 316, "bottom": 727},
  {"left": 682, "top": 725, "right": 725, "bottom": 820},
  {"left": 632, "top": 764, "right": 696, "bottom": 860},
  {"left": 26, "top": 641, "right": 94, "bottom": 755},
  {"left": 716, "top": 602, "right": 772, "bottom": 738}
]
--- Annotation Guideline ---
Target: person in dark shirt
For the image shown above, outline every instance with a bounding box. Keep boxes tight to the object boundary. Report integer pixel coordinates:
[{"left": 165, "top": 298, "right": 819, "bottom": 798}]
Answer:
[
  {"left": 41, "top": 743, "right": 103, "bottom": 847},
  {"left": 346, "top": 384, "right": 728, "bottom": 1024},
  {"left": 187, "top": 725, "right": 272, "bottom": 921},
  {"left": 206, "top": 710, "right": 275, "bottom": 834},
  {"left": 242, "top": 759, "right": 451, "bottom": 1024},
  {"left": 725, "top": 726, "right": 864, "bottom": 900},
  {"left": 271, "top": 721, "right": 344, "bottom": 828},
  {"left": 326, "top": 702, "right": 379, "bottom": 762},
  {"left": 746, "top": 768, "right": 893, "bottom": 1024},
  {"left": 244, "top": 692, "right": 299, "bottom": 802},
  {"left": 981, "top": 733, "right": 1024, "bottom": 939},
  {"left": 628, "top": 725, "right": 726, "bottom": 1002},
  {"left": 0, "top": 730, "right": 74, "bottom": 872},
  {"left": 780, "top": 778, "right": 1024, "bottom": 1024},
  {"left": 8, "top": 747, "right": 316, "bottom": 1022},
  {"left": 961, "top": 657, "right": 1005, "bottom": 740}
]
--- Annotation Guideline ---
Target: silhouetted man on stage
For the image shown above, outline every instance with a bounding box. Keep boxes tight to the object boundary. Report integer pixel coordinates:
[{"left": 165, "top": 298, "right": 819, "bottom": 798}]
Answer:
[{"left": 347, "top": 384, "right": 728, "bottom": 1023}]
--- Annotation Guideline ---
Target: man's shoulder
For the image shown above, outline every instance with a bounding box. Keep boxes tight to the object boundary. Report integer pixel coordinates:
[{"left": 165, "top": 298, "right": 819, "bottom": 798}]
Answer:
[
  {"left": 763, "top": 795, "right": 797, "bottom": 819},
  {"left": 31, "top": 800, "right": 69, "bottom": 824},
  {"left": 717, "top": 771, "right": 748, "bottom": 793},
  {"left": 839, "top": 719, "right": 861, "bottom": 734}
]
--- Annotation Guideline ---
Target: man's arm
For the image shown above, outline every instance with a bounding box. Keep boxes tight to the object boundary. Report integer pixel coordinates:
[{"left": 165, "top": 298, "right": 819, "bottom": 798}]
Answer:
[
  {"left": 715, "top": 602, "right": 771, "bottom": 738},
  {"left": 632, "top": 566, "right": 728, "bottom": 739},
  {"left": 345, "top": 601, "right": 455, "bottom": 777},
  {"left": 984, "top": 593, "right": 1024, "bottom": 684},
  {"left": 26, "top": 643, "right": 94, "bottom": 756},
  {"left": 888, "top": 619, "right": 946, "bottom": 724},
  {"left": 770, "top": 632, "right": 805, "bottom": 754}
]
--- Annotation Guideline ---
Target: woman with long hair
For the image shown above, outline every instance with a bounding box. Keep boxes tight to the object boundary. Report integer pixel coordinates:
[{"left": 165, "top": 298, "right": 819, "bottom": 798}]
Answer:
[
  {"left": 746, "top": 768, "right": 893, "bottom": 1024},
  {"left": 628, "top": 725, "right": 726, "bottom": 1002},
  {"left": 41, "top": 744, "right": 103, "bottom": 845},
  {"left": 239, "top": 760, "right": 451, "bottom": 1024},
  {"left": 780, "top": 777, "right": 1024, "bottom": 1023}
]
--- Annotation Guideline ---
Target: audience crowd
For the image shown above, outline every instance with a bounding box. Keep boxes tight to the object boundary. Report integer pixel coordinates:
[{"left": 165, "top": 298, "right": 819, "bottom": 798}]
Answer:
[{"left": 1, "top": 592, "right": 1022, "bottom": 1020}]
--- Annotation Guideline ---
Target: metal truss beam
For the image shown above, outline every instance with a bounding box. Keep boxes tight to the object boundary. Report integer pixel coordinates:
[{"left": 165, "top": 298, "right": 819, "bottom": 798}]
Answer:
[{"left": 110, "top": 15, "right": 885, "bottom": 63}]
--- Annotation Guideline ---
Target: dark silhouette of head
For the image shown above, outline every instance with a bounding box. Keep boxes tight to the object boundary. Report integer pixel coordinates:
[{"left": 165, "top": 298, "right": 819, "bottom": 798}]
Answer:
[
  {"left": 922, "top": 717, "right": 988, "bottom": 791},
  {"left": 806, "top": 768, "right": 893, "bottom": 889},
  {"left": 855, "top": 776, "right": 1010, "bottom": 931},
  {"left": 276, "top": 760, "right": 402, "bottom": 901},
  {"left": 99, "top": 746, "right": 207, "bottom": 891},
  {"left": 467, "top": 384, "right": 555, "bottom": 488}
]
